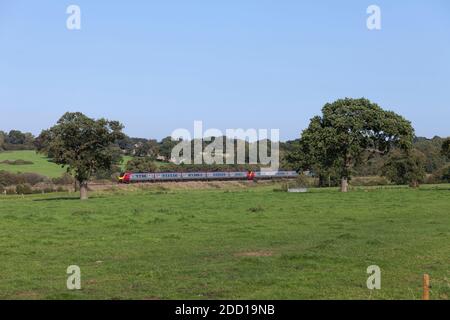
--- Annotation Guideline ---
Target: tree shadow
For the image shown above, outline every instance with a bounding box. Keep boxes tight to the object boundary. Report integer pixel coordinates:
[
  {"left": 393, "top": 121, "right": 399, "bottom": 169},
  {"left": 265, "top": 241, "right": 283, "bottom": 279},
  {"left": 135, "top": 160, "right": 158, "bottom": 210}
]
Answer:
[{"left": 33, "top": 197, "right": 82, "bottom": 202}]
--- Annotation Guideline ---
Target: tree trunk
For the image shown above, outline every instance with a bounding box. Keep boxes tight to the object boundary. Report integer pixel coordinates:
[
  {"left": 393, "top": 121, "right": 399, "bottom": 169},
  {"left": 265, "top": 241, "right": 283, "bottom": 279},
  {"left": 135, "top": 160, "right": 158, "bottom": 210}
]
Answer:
[
  {"left": 80, "top": 181, "right": 88, "bottom": 200},
  {"left": 340, "top": 177, "right": 348, "bottom": 193}
]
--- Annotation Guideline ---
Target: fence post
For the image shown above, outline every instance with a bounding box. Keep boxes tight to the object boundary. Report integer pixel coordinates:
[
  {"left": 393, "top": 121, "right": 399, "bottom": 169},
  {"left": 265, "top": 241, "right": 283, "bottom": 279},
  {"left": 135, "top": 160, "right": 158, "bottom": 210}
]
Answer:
[{"left": 423, "top": 274, "right": 430, "bottom": 300}]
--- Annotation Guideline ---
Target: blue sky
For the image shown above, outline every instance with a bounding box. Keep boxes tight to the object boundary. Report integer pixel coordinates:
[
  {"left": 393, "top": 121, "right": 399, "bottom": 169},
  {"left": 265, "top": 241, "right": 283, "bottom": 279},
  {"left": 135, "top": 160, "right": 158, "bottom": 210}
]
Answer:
[{"left": 1, "top": 0, "right": 449, "bottom": 140}]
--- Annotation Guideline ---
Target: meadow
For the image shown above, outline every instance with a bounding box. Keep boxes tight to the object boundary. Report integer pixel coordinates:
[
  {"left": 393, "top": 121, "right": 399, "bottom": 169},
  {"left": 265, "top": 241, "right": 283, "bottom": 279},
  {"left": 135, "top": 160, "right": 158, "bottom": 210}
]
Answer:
[
  {"left": 0, "top": 183, "right": 449, "bottom": 300},
  {"left": 0, "top": 150, "right": 65, "bottom": 178},
  {"left": 0, "top": 150, "right": 132, "bottom": 178}
]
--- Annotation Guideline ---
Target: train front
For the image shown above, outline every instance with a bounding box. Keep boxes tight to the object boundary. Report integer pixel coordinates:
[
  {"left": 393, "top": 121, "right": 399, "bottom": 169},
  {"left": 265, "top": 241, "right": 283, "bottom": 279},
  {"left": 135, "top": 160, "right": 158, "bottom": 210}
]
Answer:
[{"left": 118, "top": 172, "right": 131, "bottom": 184}]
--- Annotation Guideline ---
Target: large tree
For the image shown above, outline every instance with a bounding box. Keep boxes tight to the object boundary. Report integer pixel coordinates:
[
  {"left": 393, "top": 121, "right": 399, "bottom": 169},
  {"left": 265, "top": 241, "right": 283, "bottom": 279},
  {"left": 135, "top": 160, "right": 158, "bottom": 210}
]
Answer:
[
  {"left": 36, "top": 112, "right": 124, "bottom": 200},
  {"left": 296, "top": 98, "right": 414, "bottom": 192}
]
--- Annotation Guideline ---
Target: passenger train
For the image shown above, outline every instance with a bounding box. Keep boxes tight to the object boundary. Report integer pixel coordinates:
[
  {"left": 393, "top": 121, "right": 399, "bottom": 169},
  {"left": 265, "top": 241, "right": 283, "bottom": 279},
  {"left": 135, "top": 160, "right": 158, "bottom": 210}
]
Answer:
[{"left": 118, "top": 170, "right": 298, "bottom": 183}]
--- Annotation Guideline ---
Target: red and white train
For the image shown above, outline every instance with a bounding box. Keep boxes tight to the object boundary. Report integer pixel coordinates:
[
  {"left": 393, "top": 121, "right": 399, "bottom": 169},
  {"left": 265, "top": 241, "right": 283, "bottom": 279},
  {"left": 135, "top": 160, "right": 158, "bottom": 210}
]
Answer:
[{"left": 118, "top": 171, "right": 298, "bottom": 183}]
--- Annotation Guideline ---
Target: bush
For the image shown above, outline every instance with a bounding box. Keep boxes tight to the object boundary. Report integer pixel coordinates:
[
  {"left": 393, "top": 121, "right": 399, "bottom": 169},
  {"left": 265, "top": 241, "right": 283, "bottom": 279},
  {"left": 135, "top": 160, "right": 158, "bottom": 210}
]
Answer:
[
  {"left": 94, "top": 165, "right": 122, "bottom": 180},
  {"left": 0, "top": 170, "right": 18, "bottom": 186},
  {"left": 21, "top": 172, "right": 48, "bottom": 185},
  {"left": 52, "top": 173, "right": 75, "bottom": 185},
  {"left": 16, "top": 184, "right": 33, "bottom": 194},
  {"left": 0, "top": 170, "right": 47, "bottom": 186},
  {"left": 0, "top": 159, "right": 34, "bottom": 165},
  {"left": 382, "top": 149, "right": 426, "bottom": 187},
  {"left": 126, "top": 157, "right": 157, "bottom": 173}
]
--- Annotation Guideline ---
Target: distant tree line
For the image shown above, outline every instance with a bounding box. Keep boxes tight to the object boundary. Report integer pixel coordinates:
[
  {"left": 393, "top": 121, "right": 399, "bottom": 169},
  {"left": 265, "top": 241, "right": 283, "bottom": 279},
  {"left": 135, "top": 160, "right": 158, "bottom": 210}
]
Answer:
[{"left": 0, "top": 130, "right": 35, "bottom": 151}]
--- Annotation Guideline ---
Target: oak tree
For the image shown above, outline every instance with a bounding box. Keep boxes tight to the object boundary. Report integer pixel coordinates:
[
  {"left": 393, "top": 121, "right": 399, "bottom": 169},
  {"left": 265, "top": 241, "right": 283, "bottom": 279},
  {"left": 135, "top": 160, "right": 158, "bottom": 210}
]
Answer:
[
  {"left": 36, "top": 112, "right": 124, "bottom": 200},
  {"left": 296, "top": 98, "right": 414, "bottom": 192}
]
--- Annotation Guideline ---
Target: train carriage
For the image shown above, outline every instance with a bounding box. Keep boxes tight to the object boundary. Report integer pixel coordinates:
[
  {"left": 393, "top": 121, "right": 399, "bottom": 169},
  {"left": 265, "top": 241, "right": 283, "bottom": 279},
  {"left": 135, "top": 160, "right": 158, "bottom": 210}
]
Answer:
[{"left": 119, "top": 170, "right": 298, "bottom": 183}]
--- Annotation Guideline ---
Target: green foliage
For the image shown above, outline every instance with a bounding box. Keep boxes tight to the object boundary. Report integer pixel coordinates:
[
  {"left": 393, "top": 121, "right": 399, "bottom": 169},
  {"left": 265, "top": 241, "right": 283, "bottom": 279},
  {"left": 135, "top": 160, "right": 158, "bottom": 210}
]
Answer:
[
  {"left": 0, "top": 130, "right": 35, "bottom": 150},
  {"left": 441, "top": 165, "right": 450, "bottom": 182},
  {"left": 292, "top": 98, "right": 414, "bottom": 191},
  {"left": 156, "top": 163, "right": 261, "bottom": 173},
  {"left": 431, "top": 164, "right": 450, "bottom": 183},
  {"left": 134, "top": 139, "right": 159, "bottom": 159},
  {"left": 0, "top": 170, "right": 47, "bottom": 187},
  {"left": 158, "top": 136, "right": 180, "bottom": 161},
  {"left": 414, "top": 136, "right": 447, "bottom": 173},
  {"left": 36, "top": 112, "right": 125, "bottom": 184},
  {"left": 126, "top": 157, "right": 158, "bottom": 173},
  {"left": 382, "top": 149, "right": 426, "bottom": 187},
  {"left": 51, "top": 173, "right": 75, "bottom": 185},
  {"left": 442, "top": 138, "right": 450, "bottom": 159}
]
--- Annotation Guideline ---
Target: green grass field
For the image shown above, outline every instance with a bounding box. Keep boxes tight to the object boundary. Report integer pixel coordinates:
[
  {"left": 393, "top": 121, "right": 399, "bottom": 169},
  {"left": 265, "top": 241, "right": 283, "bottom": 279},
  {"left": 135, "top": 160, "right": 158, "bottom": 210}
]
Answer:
[
  {"left": 0, "top": 183, "right": 449, "bottom": 300},
  {"left": 0, "top": 150, "right": 65, "bottom": 178},
  {"left": 0, "top": 151, "right": 132, "bottom": 178}
]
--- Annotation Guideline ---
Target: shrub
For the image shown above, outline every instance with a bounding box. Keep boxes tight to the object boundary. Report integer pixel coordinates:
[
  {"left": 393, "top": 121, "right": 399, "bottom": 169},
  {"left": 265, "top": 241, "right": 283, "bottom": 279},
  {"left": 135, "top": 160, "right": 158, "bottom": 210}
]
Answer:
[
  {"left": 16, "top": 184, "right": 33, "bottom": 195},
  {"left": 0, "top": 170, "right": 18, "bottom": 186},
  {"left": 52, "top": 173, "right": 75, "bottom": 185},
  {"left": 0, "top": 159, "right": 34, "bottom": 165},
  {"left": 20, "top": 172, "right": 48, "bottom": 185},
  {"left": 126, "top": 157, "right": 157, "bottom": 173},
  {"left": 0, "top": 170, "right": 47, "bottom": 186},
  {"left": 94, "top": 165, "right": 122, "bottom": 180},
  {"left": 382, "top": 149, "right": 426, "bottom": 187}
]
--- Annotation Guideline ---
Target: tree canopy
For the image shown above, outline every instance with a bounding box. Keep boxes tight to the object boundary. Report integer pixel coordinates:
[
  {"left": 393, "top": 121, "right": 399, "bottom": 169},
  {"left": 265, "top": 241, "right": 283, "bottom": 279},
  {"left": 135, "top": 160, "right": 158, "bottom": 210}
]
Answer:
[
  {"left": 36, "top": 112, "right": 124, "bottom": 199},
  {"left": 294, "top": 98, "right": 414, "bottom": 192}
]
